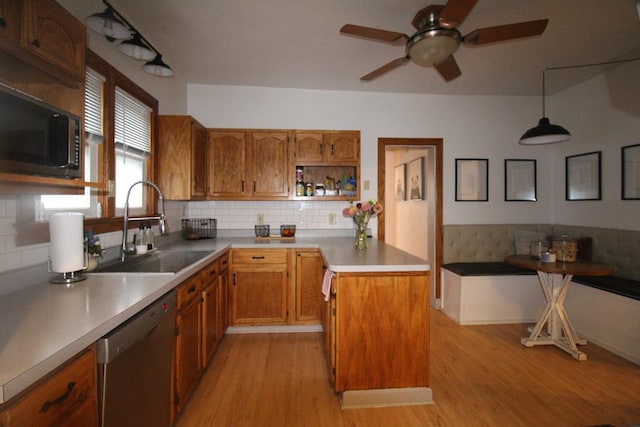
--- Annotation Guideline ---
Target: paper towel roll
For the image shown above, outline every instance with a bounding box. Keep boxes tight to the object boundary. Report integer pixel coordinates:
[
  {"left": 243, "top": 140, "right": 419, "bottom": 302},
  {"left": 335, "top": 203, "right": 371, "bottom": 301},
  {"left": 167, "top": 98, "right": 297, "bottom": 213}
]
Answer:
[{"left": 49, "top": 213, "right": 85, "bottom": 273}]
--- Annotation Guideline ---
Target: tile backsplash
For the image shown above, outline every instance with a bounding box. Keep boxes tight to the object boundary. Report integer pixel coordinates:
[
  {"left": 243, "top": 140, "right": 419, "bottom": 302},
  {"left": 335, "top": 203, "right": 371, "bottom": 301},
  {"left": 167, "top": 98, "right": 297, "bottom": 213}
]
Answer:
[{"left": 0, "top": 197, "right": 355, "bottom": 275}]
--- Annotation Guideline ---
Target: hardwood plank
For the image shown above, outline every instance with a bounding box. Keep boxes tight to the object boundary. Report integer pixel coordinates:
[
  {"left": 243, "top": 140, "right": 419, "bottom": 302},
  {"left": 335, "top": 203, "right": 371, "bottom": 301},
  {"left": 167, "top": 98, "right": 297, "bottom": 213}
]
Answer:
[{"left": 177, "top": 310, "right": 640, "bottom": 427}]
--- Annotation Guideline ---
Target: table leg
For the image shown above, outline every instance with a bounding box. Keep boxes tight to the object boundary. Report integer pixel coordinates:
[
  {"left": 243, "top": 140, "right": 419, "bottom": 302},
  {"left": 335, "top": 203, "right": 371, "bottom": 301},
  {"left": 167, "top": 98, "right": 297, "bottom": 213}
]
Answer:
[{"left": 521, "top": 272, "right": 587, "bottom": 361}]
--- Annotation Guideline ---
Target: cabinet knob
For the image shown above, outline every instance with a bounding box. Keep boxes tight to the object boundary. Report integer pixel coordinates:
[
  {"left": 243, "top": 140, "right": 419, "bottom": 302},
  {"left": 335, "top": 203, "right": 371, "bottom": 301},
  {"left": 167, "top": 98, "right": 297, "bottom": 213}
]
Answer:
[
  {"left": 31, "top": 38, "right": 40, "bottom": 47},
  {"left": 0, "top": 18, "right": 6, "bottom": 28}
]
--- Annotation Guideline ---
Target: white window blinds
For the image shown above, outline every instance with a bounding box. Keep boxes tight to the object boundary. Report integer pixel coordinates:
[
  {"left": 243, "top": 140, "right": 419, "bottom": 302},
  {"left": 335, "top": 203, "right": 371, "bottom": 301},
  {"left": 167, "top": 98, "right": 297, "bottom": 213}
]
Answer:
[
  {"left": 115, "top": 86, "right": 152, "bottom": 157},
  {"left": 84, "top": 68, "right": 104, "bottom": 143}
]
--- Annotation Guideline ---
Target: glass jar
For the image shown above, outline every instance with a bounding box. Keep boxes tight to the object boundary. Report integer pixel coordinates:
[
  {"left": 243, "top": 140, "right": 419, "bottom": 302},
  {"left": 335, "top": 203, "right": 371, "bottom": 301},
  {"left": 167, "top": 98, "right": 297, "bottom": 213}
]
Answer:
[
  {"left": 530, "top": 239, "right": 550, "bottom": 259},
  {"left": 295, "top": 182, "right": 304, "bottom": 196},
  {"left": 305, "top": 183, "right": 313, "bottom": 197},
  {"left": 552, "top": 235, "right": 578, "bottom": 262},
  {"left": 315, "top": 183, "right": 325, "bottom": 196}
]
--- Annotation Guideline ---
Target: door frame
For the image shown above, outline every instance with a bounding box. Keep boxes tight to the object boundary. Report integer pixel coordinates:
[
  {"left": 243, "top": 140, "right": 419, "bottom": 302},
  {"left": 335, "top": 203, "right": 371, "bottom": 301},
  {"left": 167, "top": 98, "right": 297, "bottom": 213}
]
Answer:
[{"left": 377, "top": 138, "right": 443, "bottom": 301}]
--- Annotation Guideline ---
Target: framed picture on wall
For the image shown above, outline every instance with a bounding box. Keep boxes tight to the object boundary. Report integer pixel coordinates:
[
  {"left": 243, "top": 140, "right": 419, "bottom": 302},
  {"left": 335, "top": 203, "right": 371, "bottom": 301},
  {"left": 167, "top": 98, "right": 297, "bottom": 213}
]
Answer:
[
  {"left": 622, "top": 143, "right": 640, "bottom": 200},
  {"left": 505, "top": 159, "right": 537, "bottom": 201},
  {"left": 455, "top": 158, "right": 488, "bottom": 201},
  {"left": 394, "top": 163, "right": 406, "bottom": 201},
  {"left": 408, "top": 157, "right": 424, "bottom": 200},
  {"left": 566, "top": 151, "right": 601, "bottom": 201}
]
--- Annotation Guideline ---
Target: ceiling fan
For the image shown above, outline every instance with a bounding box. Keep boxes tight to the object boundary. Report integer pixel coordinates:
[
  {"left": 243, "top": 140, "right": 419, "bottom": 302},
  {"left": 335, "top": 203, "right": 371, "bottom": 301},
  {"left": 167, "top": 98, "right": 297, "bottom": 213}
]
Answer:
[{"left": 340, "top": 0, "right": 548, "bottom": 82}]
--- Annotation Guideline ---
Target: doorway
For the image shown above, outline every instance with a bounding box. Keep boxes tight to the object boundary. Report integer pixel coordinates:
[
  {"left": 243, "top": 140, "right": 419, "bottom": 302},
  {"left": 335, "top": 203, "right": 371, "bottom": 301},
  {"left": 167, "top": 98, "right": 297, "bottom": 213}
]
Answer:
[{"left": 377, "top": 138, "right": 443, "bottom": 307}]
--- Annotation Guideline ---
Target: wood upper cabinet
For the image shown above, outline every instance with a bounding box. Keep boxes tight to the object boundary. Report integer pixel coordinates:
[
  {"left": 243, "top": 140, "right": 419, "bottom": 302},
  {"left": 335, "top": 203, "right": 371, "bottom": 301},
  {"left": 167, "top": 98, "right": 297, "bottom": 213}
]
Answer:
[
  {"left": 157, "top": 115, "right": 207, "bottom": 200},
  {"left": 294, "top": 250, "right": 323, "bottom": 324},
  {"left": 229, "top": 249, "right": 289, "bottom": 325},
  {"left": 294, "top": 131, "right": 359, "bottom": 164},
  {"left": 0, "top": 0, "right": 85, "bottom": 85},
  {"left": 208, "top": 130, "right": 289, "bottom": 200},
  {"left": 0, "top": 345, "right": 98, "bottom": 427}
]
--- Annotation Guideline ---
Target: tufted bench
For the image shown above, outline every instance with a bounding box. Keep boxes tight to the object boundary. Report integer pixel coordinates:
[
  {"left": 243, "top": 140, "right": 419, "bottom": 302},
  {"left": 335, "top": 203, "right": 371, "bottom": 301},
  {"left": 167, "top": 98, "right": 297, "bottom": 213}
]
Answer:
[{"left": 441, "top": 224, "right": 640, "bottom": 365}]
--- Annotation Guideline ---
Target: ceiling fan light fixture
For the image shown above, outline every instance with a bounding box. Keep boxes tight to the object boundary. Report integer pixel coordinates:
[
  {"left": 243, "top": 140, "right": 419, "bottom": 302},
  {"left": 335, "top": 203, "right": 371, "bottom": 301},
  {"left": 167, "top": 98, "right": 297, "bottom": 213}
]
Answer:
[
  {"left": 519, "top": 117, "right": 571, "bottom": 145},
  {"left": 118, "top": 33, "right": 155, "bottom": 61},
  {"left": 143, "top": 55, "right": 174, "bottom": 77},
  {"left": 407, "top": 29, "right": 461, "bottom": 66},
  {"left": 85, "top": 7, "right": 131, "bottom": 40}
]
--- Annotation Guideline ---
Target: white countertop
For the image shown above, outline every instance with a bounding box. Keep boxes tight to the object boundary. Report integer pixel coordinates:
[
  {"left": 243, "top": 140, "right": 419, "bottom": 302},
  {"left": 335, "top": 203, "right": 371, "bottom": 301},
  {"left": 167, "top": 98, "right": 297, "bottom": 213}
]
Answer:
[{"left": 0, "top": 236, "right": 429, "bottom": 404}]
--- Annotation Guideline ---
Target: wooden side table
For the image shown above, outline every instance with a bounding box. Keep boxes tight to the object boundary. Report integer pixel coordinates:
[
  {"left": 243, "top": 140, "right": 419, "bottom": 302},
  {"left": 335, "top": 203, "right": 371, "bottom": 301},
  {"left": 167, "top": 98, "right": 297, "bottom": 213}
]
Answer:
[{"left": 504, "top": 255, "right": 613, "bottom": 360}]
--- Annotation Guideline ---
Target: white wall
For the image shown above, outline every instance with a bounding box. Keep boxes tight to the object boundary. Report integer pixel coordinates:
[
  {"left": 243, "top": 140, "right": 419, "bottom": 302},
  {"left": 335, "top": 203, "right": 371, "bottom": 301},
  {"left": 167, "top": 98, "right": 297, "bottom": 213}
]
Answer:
[
  {"left": 548, "top": 61, "right": 640, "bottom": 230},
  {"left": 188, "top": 84, "right": 555, "bottom": 226}
]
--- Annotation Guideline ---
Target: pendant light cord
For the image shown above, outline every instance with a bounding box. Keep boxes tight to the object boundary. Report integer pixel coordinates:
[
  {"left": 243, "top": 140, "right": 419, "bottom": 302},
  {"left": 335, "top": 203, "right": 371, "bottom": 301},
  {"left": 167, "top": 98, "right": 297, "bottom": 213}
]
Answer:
[{"left": 540, "top": 55, "right": 640, "bottom": 118}]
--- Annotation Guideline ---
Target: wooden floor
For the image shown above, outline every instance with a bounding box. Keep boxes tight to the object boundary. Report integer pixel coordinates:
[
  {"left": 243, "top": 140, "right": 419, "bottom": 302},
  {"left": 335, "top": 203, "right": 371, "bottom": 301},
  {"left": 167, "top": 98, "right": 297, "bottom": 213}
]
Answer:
[{"left": 176, "top": 310, "right": 640, "bottom": 427}]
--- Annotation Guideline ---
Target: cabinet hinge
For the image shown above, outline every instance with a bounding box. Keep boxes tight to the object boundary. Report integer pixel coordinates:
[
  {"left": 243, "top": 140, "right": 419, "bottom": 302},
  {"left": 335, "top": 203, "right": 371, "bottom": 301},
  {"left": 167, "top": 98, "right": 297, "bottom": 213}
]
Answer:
[
  {"left": 332, "top": 308, "right": 336, "bottom": 316},
  {"left": 332, "top": 367, "right": 336, "bottom": 375}
]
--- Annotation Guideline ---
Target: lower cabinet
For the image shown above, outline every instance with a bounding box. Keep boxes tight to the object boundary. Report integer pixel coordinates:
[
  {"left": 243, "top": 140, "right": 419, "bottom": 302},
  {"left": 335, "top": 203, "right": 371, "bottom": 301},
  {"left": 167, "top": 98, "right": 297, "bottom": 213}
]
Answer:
[
  {"left": 173, "top": 272, "right": 203, "bottom": 418},
  {"left": 324, "top": 271, "right": 431, "bottom": 393},
  {"left": 229, "top": 249, "right": 324, "bottom": 326},
  {"left": 0, "top": 345, "right": 98, "bottom": 427},
  {"left": 172, "top": 251, "right": 229, "bottom": 423}
]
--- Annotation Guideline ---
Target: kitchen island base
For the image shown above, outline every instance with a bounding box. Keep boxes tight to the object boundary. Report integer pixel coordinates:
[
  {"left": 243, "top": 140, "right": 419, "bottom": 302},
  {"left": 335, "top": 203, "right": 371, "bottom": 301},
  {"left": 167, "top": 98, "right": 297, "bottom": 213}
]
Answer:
[{"left": 341, "top": 387, "right": 433, "bottom": 409}]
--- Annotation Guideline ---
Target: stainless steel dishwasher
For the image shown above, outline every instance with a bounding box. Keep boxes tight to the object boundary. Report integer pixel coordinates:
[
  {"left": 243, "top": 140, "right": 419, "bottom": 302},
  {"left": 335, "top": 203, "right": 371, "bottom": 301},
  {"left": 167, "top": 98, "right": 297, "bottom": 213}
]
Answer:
[{"left": 97, "top": 290, "right": 176, "bottom": 427}]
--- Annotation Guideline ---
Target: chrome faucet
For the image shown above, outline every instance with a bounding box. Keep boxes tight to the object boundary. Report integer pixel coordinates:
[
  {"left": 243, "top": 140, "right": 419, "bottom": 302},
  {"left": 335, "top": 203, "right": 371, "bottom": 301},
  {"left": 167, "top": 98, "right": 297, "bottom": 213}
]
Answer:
[{"left": 120, "top": 180, "right": 167, "bottom": 261}]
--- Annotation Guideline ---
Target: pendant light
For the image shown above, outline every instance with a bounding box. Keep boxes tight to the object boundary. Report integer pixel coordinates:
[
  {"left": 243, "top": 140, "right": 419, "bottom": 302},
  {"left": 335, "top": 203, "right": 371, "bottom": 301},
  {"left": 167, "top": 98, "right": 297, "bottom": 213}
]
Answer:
[
  {"left": 85, "top": 0, "right": 174, "bottom": 78},
  {"left": 143, "top": 55, "right": 174, "bottom": 77},
  {"left": 85, "top": 6, "right": 130, "bottom": 40},
  {"left": 519, "top": 69, "right": 571, "bottom": 145},
  {"left": 118, "top": 33, "right": 155, "bottom": 61},
  {"left": 520, "top": 56, "right": 640, "bottom": 145}
]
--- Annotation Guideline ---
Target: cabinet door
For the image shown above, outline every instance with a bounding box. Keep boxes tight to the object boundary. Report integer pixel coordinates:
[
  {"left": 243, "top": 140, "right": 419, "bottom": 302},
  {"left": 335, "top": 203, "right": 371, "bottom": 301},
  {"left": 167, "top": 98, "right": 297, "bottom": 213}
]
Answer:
[
  {"left": 0, "top": 0, "right": 21, "bottom": 47},
  {"left": 174, "top": 280, "right": 202, "bottom": 415},
  {"left": 230, "top": 265, "right": 288, "bottom": 325},
  {"left": 217, "top": 261, "right": 229, "bottom": 340},
  {"left": 208, "top": 131, "right": 247, "bottom": 198},
  {"left": 0, "top": 346, "right": 97, "bottom": 427},
  {"left": 326, "top": 131, "right": 359, "bottom": 163},
  {"left": 294, "top": 250, "right": 323, "bottom": 323},
  {"left": 249, "top": 131, "right": 289, "bottom": 198},
  {"left": 294, "top": 132, "right": 324, "bottom": 163},
  {"left": 191, "top": 121, "right": 207, "bottom": 198},
  {"left": 201, "top": 281, "right": 218, "bottom": 366},
  {"left": 21, "top": 0, "right": 85, "bottom": 80}
]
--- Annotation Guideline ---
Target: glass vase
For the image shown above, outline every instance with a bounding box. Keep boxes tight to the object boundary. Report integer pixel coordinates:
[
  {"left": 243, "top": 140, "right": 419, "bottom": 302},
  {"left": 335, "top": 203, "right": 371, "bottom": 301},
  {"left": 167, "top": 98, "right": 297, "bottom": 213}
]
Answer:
[{"left": 354, "top": 221, "right": 368, "bottom": 250}]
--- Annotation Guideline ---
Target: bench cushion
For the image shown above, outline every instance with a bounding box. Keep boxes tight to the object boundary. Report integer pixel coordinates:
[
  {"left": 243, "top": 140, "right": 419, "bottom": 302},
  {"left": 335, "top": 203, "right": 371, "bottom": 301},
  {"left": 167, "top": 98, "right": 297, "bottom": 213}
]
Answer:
[
  {"left": 442, "top": 262, "right": 536, "bottom": 277},
  {"left": 572, "top": 275, "right": 640, "bottom": 301}
]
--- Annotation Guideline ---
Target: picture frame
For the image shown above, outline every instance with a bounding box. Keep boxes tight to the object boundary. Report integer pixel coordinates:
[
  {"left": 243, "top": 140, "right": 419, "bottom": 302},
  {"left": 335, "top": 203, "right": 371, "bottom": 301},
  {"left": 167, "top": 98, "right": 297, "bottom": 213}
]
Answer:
[
  {"left": 566, "top": 151, "right": 601, "bottom": 201},
  {"left": 505, "top": 159, "right": 537, "bottom": 202},
  {"left": 622, "top": 143, "right": 640, "bottom": 200},
  {"left": 394, "top": 163, "right": 406, "bottom": 201},
  {"left": 455, "top": 158, "right": 488, "bottom": 201},
  {"left": 408, "top": 157, "right": 425, "bottom": 200}
]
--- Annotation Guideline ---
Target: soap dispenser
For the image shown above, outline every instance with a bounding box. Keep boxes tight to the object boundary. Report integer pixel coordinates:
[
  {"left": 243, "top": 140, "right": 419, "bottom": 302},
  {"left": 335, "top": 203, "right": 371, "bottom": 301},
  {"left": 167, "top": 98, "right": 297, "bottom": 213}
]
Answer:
[
  {"left": 134, "top": 224, "right": 147, "bottom": 254},
  {"left": 145, "top": 222, "right": 155, "bottom": 251}
]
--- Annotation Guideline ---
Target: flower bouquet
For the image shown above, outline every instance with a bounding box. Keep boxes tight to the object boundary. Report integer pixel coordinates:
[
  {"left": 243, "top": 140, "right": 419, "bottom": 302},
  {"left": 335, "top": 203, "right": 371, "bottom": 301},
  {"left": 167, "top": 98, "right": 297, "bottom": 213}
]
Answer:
[{"left": 342, "top": 200, "right": 384, "bottom": 250}]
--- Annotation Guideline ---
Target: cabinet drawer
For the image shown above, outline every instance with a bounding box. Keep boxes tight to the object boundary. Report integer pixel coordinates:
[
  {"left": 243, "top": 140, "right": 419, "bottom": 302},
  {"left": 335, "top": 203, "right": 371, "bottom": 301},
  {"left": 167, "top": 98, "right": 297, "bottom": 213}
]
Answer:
[
  {"left": 0, "top": 346, "right": 97, "bottom": 427},
  {"left": 177, "top": 274, "right": 202, "bottom": 307},
  {"left": 201, "top": 258, "right": 220, "bottom": 279},
  {"left": 218, "top": 252, "right": 229, "bottom": 272},
  {"left": 232, "top": 249, "right": 287, "bottom": 265}
]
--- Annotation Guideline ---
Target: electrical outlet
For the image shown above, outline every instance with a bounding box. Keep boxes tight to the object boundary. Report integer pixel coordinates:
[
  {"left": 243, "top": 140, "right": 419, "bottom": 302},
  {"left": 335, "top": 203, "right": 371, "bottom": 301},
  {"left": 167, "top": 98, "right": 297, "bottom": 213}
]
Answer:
[
  {"left": 257, "top": 213, "right": 264, "bottom": 225},
  {"left": 364, "top": 180, "right": 370, "bottom": 190},
  {"left": 328, "top": 213, "right": 336, "bottom": 225}
]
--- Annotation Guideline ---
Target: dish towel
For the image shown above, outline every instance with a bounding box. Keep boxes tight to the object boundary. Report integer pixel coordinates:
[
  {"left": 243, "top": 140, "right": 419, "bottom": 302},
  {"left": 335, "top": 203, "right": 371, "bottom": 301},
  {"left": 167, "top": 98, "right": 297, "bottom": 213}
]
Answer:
[{"left": 322, "top": 269, "right": 335, "bottom": 302}]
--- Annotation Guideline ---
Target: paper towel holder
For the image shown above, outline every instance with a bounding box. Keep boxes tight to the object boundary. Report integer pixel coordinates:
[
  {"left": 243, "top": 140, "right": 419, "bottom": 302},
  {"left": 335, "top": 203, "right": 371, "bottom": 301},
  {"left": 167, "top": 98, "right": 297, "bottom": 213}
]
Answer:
[{"left": 48, "top": 247, "right": 89, "bottom": 284}]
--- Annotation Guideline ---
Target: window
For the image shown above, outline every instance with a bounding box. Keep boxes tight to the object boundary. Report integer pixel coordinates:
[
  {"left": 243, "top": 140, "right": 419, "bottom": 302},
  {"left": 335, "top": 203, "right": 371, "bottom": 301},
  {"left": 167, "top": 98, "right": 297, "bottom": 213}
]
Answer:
[{"left": 114, "top": 87, "right": 152, "bottom": 212}]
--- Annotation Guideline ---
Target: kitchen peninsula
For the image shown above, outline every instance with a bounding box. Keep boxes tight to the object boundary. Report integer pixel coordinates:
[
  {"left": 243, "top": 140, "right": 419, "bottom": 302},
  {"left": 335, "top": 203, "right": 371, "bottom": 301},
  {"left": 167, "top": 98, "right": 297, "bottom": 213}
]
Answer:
[{"left": 0, "top": 234, "right": 431, "bottom": 419}]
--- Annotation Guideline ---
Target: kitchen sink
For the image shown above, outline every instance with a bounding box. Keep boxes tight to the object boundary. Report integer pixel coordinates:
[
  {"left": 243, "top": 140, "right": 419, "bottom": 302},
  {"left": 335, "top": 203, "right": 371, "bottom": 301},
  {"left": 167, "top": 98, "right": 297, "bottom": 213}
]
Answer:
[{"left": 91, "top": 250, "right": 212, "bottom": 273}]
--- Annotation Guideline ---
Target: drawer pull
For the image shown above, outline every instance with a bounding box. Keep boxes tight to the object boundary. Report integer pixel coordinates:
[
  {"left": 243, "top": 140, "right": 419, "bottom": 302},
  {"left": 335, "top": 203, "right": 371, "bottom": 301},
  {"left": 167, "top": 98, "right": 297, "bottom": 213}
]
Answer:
[
  {"left": 252, "top": 256, "right": 265, "bottom": 260},
  {"left": 40, "top": 382, "right": 75, "bottom": 413}
]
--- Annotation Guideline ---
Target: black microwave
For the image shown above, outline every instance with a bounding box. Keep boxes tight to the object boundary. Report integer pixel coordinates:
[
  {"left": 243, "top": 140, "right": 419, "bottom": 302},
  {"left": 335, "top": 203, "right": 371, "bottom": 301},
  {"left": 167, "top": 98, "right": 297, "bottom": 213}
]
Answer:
[{"left": 0, "top": 85, "right": 82, "bottom": 179}]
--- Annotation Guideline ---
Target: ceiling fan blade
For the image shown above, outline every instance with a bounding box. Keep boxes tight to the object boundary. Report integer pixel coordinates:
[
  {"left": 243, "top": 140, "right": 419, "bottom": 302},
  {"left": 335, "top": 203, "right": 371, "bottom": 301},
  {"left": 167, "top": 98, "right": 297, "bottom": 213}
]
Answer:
[
  {"left": 463, "top": 19, "right": 548, "bottom": 45},
  {"left": 340, "top": 24, "right": 408, "bottom": 44},
  {"left": 434, "top": 55, "right": 462, "bottom": 81},
  {"left": 439, "top": 0, "right": 479, "bottom": 28},
  {"left": 360, "top": 57, "right": 410, "bottom": 81}
]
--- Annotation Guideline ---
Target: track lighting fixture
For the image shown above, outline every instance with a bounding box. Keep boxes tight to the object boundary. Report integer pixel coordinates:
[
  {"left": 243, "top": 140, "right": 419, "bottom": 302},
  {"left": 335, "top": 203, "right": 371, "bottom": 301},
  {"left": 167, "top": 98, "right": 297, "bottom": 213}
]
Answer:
[{"left": 85, "top": 0, "right": 173, "bottom": 77}]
